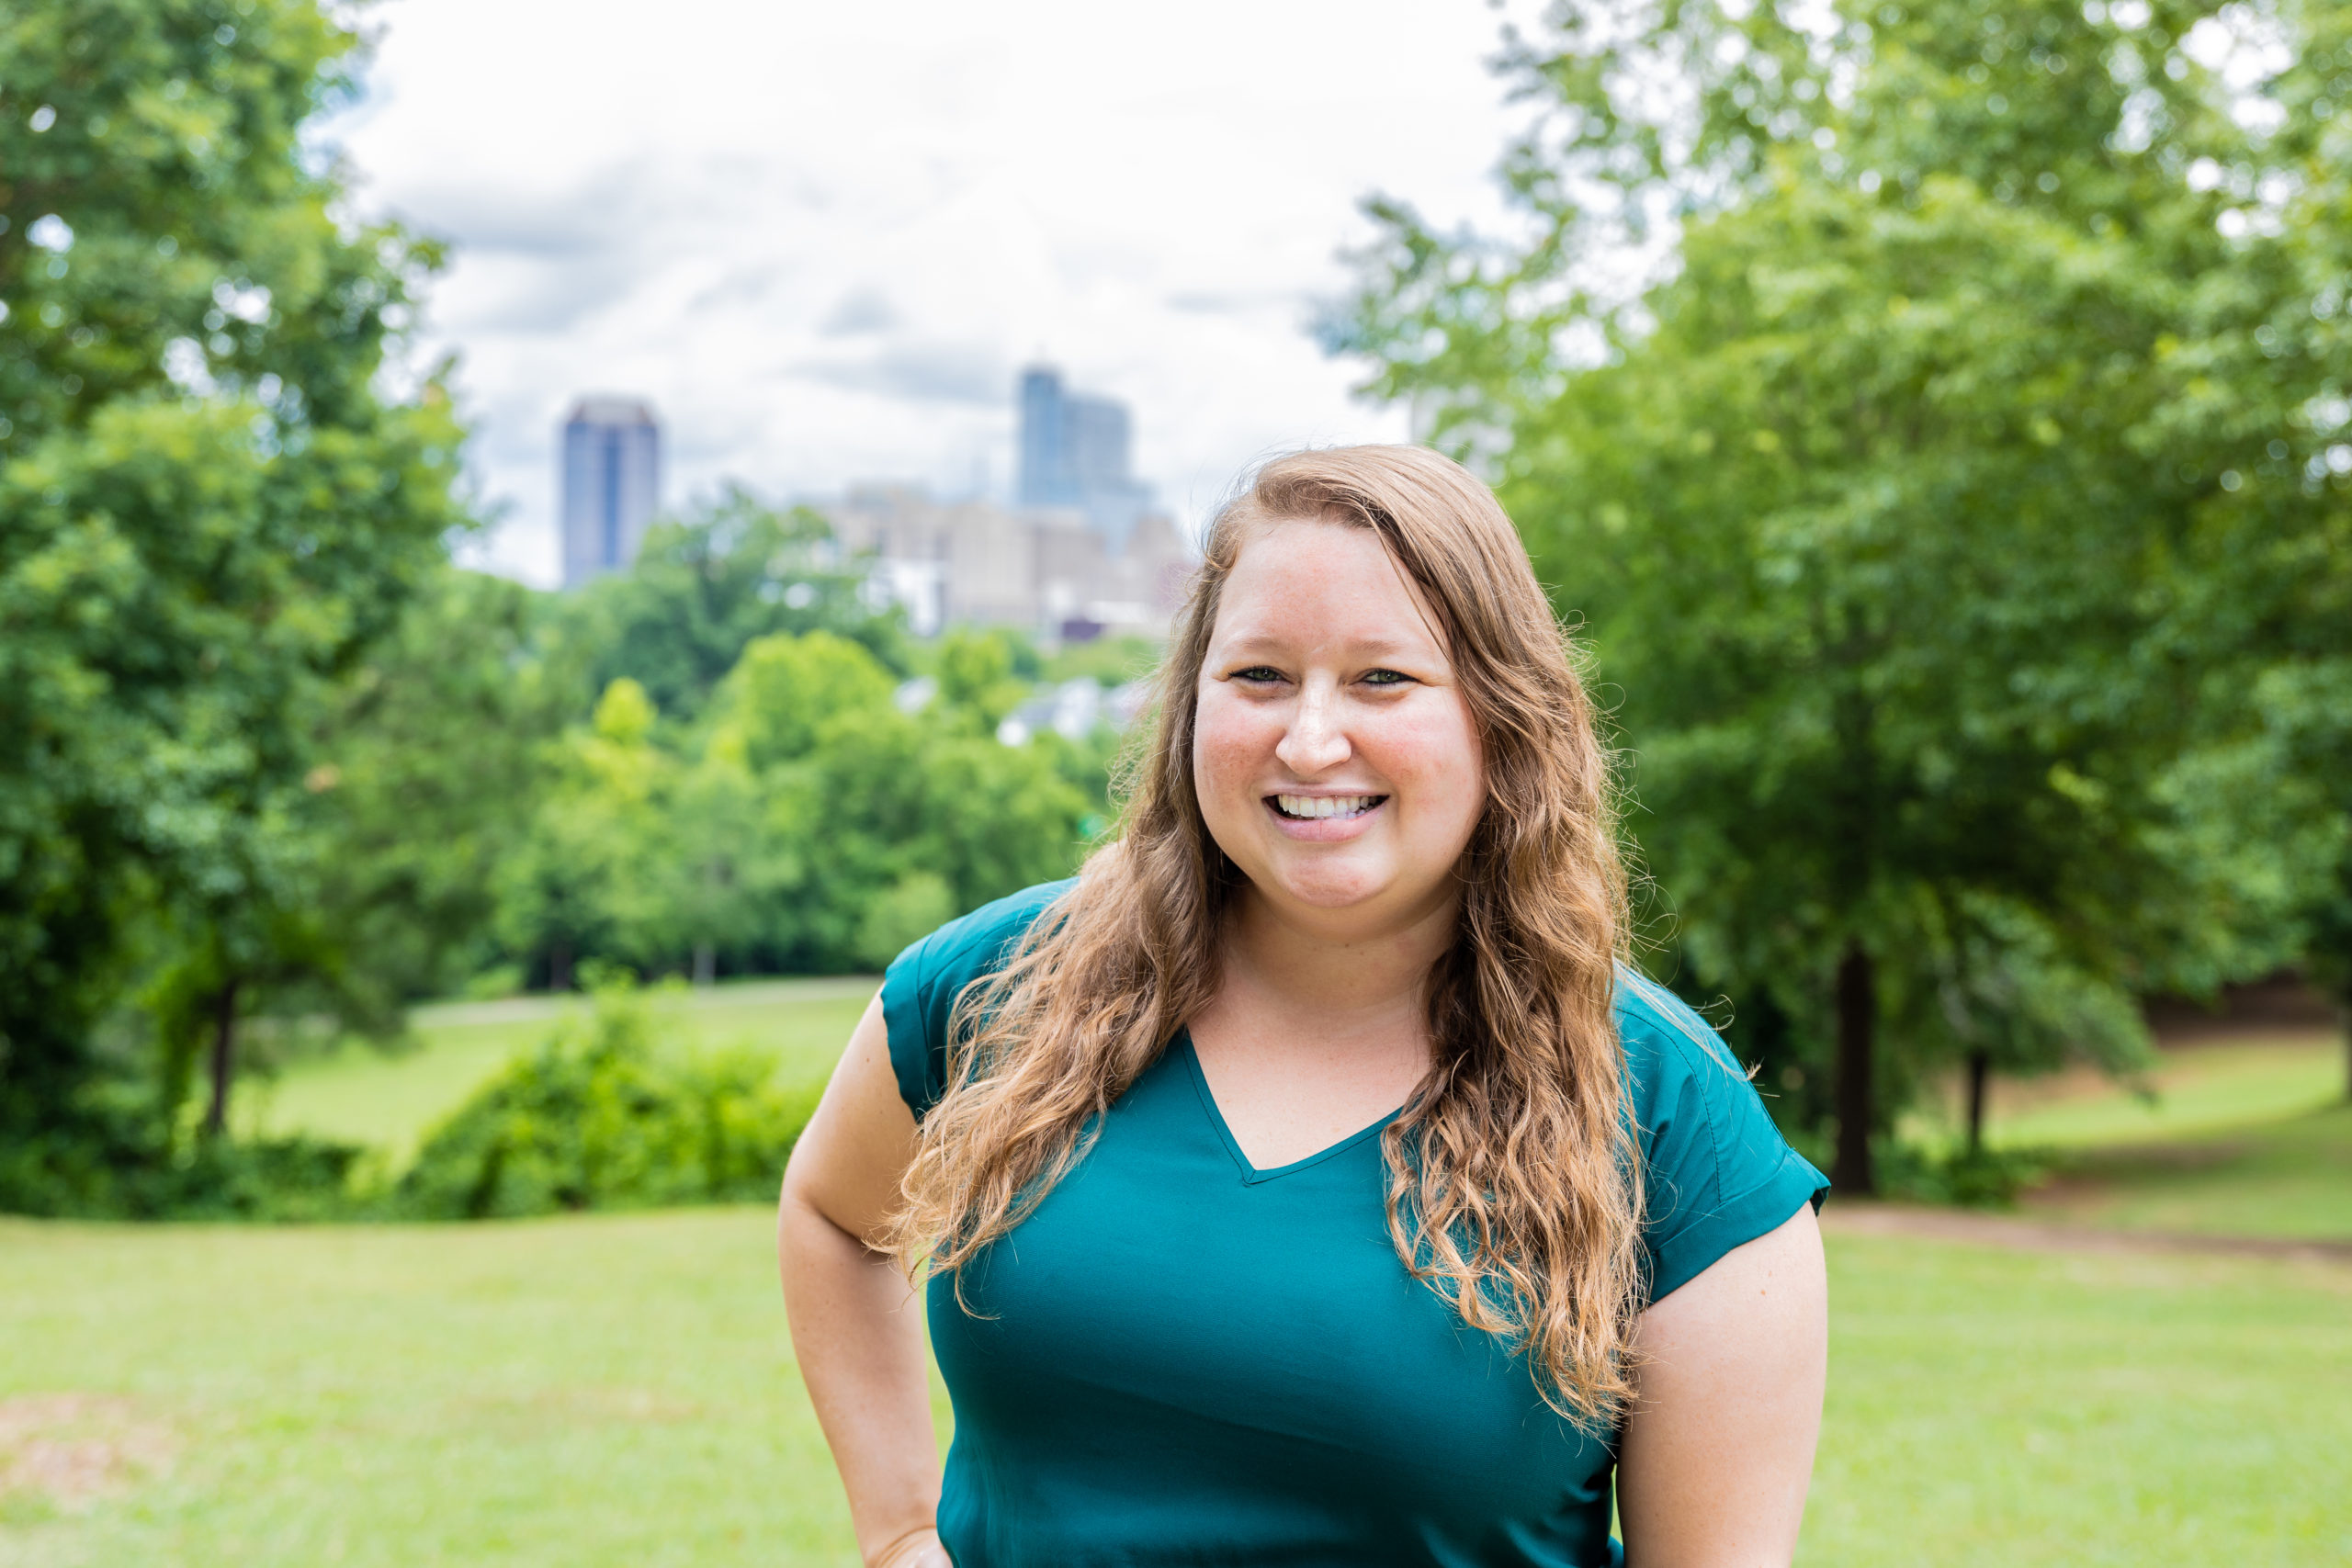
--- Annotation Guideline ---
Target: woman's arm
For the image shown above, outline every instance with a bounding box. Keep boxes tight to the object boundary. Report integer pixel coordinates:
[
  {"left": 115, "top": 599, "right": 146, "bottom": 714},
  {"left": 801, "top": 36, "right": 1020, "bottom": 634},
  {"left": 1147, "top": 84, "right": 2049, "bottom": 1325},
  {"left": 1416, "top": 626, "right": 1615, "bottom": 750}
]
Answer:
[
  {"left": 778, "top": 997, "right": 951, "bottom": 1568},
  {"left": 1615, "top": 1203, "right": 1828, "bottom": 1568}
]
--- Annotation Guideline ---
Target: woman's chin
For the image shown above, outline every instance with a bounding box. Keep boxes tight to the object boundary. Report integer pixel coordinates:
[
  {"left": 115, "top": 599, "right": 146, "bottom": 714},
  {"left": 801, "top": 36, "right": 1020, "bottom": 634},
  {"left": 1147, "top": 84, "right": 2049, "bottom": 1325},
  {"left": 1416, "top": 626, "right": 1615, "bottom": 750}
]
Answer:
[{"left": 1255, "top": 855, "right": 1399, "bottom": 915}]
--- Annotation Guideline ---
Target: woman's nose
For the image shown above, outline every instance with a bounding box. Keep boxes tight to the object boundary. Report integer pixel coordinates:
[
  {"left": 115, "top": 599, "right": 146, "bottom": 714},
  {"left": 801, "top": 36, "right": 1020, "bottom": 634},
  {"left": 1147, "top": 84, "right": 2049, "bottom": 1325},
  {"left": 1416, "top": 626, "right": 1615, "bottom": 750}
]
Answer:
[{"left": 1274, "top": 682, "right": 1351, "bottom": 775}]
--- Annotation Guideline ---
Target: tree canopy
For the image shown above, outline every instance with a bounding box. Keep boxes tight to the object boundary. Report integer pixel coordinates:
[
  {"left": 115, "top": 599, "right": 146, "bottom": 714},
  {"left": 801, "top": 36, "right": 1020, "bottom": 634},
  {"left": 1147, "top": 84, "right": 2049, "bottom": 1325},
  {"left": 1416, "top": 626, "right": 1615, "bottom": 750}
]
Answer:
[
  {"left": 1, "top": 0, "right": 468, "bottom": 1173},
  {"left": 1339, "top": 0, "right": 2352, "bottom": 1185}
]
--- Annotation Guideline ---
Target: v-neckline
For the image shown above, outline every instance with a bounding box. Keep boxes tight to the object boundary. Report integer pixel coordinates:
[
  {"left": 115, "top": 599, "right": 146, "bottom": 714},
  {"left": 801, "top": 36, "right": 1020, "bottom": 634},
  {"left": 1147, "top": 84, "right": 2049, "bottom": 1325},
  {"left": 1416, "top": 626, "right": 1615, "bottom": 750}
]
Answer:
[{"left": 1174, "top": 1030, "right": 1400, "bottom": 1186}]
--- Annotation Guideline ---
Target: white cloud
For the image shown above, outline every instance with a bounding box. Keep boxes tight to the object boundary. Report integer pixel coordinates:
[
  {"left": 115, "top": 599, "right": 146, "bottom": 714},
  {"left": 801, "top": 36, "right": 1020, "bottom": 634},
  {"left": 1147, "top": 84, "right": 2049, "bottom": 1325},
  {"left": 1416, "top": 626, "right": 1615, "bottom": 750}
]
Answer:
[{"left": 328, "top": 0, "right": 1528, "bottom": 585}]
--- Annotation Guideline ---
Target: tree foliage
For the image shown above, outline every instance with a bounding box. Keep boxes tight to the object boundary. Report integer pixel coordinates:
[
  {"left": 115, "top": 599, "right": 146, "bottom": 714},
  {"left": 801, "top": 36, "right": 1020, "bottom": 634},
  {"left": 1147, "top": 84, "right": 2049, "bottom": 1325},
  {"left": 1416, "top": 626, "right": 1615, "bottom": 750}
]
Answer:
[
  {"left": 303, "top": 566, "right": 569, "bottom": 1010},
  {"left": 543, "top": 485, "right": 907, "bottom": 721},
  {"left": 1339, "top": 0, "right": 2352, "bottom": 1184},
  {"left": 0, "top": 0, "right": 468, "bottom": 1169},
  {"left": 492, "top": 628, "right": 1097, "bottom": 987}
]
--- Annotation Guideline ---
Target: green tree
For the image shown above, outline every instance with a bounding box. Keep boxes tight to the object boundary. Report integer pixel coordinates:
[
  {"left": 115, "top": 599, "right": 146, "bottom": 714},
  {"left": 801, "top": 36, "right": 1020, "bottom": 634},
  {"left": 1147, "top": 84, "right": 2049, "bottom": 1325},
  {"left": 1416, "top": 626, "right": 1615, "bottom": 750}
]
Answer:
[
  {"left": 2256, "top": 662, "right": 2352, "bottom": 1100},
  {"left": 1, "top": 0, "right": 468, "bottom": 1196},
  {"left": 493, "top": 679, "right": 674, "bottom": 989},
  {"left": 685, "top": 630, "right": 1091, "bottom": 973},
  {"left": 720, "top": 628, "right": 899, "bottom": 767},
  {"left": 1339, "top": 0, "right": 2350, "bottom": 1188},
  {"left": 547, "top": 486, "right": 906, "bottom": 721},
  {"left": 932, "top": 626, "right": 1033, "bottom": 737},
  {"left": 303, "top": 566, "right": 567, "bottom": 1006},
  {"left": 2245, "top": 0, "right": 2352, "bottom": 1100}
]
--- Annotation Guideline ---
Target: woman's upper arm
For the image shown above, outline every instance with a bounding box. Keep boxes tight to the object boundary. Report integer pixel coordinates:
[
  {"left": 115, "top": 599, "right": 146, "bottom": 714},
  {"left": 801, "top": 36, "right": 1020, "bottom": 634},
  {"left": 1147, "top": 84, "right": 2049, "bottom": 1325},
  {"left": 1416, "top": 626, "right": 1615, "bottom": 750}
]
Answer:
[
  {"left": 1616, "top": 1202, "right": 1827, "bottom": 1568},
  {"left": 782, "top": 994, "right": 921, "bottom": 1247}
]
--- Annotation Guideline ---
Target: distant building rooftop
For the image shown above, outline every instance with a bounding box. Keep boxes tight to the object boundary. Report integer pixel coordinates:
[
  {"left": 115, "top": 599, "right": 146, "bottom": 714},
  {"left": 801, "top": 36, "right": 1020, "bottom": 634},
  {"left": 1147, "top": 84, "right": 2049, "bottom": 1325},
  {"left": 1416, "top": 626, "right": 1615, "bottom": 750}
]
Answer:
[{"left": 566, "top": 397, "right": 660, "bottom": 427}]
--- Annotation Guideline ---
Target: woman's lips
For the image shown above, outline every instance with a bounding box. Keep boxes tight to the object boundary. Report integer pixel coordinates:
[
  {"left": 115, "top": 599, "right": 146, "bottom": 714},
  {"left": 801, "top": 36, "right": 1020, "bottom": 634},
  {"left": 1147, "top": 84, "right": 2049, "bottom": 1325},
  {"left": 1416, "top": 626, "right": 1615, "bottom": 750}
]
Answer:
[{"left": 1261, "top": 792, "right": 1388, "bottom": 840}]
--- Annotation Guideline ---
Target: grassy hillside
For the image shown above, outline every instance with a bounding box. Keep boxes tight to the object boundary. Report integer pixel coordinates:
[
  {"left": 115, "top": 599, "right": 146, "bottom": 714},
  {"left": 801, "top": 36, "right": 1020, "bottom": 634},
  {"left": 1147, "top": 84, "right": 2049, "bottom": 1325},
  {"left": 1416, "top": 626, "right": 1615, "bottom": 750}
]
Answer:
[
  {"left": 1981, "top": 1033, "right": 2344, "bottom": 1149},
  {"left": 2019, "top": 1102, "right": 2352, "bottom": 1241}
]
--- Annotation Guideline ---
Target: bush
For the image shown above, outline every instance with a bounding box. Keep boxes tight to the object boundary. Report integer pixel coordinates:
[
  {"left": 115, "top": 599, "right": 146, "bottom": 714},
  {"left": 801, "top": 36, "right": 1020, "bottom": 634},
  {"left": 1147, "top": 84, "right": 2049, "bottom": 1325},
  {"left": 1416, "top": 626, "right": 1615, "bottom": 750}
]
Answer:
[
  {"left": 0, "top": 1092, "right": 368, "bottom": 1221},
  {"left": 396, "top": 980, "right": 816, "bottom": 1219},
  {"left": 1876, "top": 1140, "right": 2052, "bottom": 1209}
]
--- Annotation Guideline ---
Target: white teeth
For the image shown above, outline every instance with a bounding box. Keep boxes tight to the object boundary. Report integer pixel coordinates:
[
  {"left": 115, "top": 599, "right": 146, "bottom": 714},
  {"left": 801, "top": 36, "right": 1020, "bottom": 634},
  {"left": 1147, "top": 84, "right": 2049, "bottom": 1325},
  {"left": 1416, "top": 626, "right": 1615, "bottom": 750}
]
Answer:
[{"left": 1273, "top": 794, "right": 1379, "bottom": 819}]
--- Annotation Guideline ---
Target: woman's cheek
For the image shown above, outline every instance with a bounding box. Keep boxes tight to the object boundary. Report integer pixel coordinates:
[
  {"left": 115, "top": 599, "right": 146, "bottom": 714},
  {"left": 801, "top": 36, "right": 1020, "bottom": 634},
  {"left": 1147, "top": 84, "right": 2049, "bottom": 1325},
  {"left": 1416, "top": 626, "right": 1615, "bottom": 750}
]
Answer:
[
  {"left": 1193, "top": 692, "right": 1272, "bottom": 807},
  {"left": 1363, "top": 703, "right": 1464, "bottom": 785},
  {"left": 1366, "top": 699, "right": 1485, "bottom": 831}
]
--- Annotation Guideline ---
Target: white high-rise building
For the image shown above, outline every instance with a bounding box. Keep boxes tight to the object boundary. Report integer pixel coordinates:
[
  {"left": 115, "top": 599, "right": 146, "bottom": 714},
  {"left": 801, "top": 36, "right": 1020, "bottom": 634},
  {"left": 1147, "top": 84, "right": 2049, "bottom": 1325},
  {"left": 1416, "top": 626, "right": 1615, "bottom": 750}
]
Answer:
[{"left": 560, "top": 397, "right": 662, "bottom": 588}]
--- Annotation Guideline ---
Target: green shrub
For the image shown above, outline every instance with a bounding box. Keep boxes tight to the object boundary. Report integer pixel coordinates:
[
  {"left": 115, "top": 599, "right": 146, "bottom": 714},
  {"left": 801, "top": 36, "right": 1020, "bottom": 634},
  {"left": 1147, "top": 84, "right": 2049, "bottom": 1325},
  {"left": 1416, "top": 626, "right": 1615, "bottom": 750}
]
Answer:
[
  {"left": 396, "top": 981, "right": 816, "bottom": 1219},
  {"left": 0, "top": 1090, "right": 367, "bottom": 1221},
  {"left": 1877, "top": 1140, "right": 2052, "bottom": 1209}
]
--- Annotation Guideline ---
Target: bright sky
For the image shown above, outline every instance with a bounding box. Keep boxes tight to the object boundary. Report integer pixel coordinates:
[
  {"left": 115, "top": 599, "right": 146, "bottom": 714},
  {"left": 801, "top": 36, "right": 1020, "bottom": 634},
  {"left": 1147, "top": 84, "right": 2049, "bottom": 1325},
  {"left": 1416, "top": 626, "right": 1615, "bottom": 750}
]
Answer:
[{"left": 326, "top": 0, "right": 1532, "bottom": 585}]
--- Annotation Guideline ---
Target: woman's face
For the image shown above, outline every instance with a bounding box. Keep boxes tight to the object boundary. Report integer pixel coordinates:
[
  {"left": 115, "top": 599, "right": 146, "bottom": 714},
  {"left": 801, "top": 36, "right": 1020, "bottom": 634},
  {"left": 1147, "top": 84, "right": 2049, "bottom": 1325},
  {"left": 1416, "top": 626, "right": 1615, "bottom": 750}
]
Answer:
[{"left": 1193, "top": 517, "right": 1486, "bottom": 933}]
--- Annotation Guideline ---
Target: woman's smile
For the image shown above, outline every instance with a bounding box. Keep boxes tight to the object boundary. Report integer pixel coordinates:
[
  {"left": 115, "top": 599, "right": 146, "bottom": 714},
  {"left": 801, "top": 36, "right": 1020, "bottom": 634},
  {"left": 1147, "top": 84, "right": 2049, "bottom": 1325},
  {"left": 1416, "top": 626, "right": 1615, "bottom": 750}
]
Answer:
[{"left": 1265, "top": 790, "right": 1390, "bottom": 838}]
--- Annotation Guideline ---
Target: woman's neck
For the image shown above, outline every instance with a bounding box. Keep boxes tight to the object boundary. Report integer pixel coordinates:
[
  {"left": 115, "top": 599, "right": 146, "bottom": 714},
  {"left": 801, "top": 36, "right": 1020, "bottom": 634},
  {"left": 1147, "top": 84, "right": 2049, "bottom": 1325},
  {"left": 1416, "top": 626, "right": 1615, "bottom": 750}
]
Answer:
[
  {"left": 1182, "top": 880, "right": 1458, "bottom": 1167},
  {"left": 1212, "top": 879, "right": 1460, "bottom": 1043}
]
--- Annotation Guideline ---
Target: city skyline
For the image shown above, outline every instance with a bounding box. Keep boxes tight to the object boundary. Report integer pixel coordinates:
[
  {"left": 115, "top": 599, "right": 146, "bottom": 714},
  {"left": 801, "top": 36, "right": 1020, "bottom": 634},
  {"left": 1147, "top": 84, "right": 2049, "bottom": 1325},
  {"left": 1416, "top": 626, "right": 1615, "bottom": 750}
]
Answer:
[{"left": 324, "top": 0, "right": 1532, "bottom": 587}]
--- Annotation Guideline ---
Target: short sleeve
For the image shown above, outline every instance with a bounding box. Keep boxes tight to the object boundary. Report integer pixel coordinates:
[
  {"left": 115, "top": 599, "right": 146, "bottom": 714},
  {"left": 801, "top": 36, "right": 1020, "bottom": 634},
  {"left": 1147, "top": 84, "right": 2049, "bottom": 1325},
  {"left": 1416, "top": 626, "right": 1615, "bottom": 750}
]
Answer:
[
  {"left": 878, "top": 879, "right": 1075, "bottom": 1121},
  {"left": 1616, "top": 968, "right": 1829, "bottom": 1303}
]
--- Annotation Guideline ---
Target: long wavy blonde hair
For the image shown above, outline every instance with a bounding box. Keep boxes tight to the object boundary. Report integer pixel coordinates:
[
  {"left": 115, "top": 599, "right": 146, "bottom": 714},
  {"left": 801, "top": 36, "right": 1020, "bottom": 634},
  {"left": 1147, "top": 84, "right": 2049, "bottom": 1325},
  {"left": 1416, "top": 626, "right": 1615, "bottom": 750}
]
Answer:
[{"left": 887, "top": 445, "right": 1641, "bottom": 1424}]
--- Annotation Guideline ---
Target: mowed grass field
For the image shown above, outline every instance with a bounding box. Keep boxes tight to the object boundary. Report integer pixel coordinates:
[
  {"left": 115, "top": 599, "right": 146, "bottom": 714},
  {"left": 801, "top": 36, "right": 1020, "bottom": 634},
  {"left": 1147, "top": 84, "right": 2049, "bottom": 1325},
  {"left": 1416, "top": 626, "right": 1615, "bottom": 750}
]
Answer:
[
  {"left": 1907, "top": 1027, "right": 2352, "bottom": 1242},
  {"left": 4, "top": 1214, "right": 2346, "bottom": 1567},
  {"left": 6, "top": 983, "right": 2347, "bottom": 1564},
  {"left": 1981, "top": 1032, "right": 2346, "bottom": 1150}
]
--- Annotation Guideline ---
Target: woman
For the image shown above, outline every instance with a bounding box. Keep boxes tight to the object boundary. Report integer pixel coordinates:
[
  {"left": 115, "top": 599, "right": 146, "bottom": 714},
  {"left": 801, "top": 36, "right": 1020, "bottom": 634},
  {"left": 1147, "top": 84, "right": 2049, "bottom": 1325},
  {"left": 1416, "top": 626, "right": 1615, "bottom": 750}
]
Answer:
[{"left": 779, "top": 446, "right": 1828, "bottom": 1567}]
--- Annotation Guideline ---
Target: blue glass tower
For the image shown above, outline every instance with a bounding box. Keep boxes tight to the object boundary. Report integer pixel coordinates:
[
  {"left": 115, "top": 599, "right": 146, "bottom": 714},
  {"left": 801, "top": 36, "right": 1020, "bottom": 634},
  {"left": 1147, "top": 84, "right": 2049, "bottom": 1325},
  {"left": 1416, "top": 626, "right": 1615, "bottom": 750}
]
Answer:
[
  {"left": 1016, "top": 365, "right": 1153, "bottom": 550},
  {"left": 560, "top": 397, "right": 662, "bottom": 588}
]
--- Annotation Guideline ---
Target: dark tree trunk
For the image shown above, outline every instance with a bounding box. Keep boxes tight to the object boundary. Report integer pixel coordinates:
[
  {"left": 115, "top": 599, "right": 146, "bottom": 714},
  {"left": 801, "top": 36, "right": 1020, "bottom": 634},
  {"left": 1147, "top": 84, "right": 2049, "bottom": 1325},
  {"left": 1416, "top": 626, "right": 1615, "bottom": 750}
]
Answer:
[
  {"left": 202, "top": 979, "right": 240, "bottom": 1138},
  {"left": 693, "top": 942, "right": 715, "bottom": 987},
  {"left": 1833, "top": 942, "right": 1876, "bottom": 1195},
  {"left": 1964, "top": 1049, "right": 1992, "bottom": 1154},
  {"left": 548, "top": 942, "right": 573, "bottom": 993}
]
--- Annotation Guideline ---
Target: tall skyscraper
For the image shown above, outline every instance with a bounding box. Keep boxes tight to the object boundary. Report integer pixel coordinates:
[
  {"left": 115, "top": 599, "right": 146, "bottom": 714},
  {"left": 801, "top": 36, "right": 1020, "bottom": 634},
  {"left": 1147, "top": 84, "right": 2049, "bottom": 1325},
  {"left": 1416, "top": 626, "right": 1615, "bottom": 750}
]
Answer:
[
  {"left": 560, "top": 397, "right": 662, "bottom": 588},
  {"left": 1017, "top": 367, "right": 1077, "bottom": 508},
  {"left": 1016, "top": 365, "right": 1154, "bottom": 550}
]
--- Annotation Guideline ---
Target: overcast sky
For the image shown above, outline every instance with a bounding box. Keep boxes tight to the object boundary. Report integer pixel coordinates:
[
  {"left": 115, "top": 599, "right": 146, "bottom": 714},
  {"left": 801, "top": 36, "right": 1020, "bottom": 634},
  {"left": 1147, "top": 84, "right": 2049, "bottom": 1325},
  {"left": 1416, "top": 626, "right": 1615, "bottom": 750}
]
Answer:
[{"left": 326, "top": 0, "right": 1533, "bottom": 585}]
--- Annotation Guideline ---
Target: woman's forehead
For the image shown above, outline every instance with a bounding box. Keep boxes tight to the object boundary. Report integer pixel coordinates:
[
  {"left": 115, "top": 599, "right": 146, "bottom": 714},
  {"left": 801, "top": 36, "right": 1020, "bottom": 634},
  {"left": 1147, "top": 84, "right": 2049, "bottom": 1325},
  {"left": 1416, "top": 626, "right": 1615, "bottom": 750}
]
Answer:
[{"left": 1215, "top": 517, "right": 1444, "bottom": 646}]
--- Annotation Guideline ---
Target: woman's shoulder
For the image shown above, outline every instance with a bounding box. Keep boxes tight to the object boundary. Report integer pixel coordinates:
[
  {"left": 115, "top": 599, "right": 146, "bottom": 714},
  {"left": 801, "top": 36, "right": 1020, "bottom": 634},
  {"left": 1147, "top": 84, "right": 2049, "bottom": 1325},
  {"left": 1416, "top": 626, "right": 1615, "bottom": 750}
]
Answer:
[
  {"left": 878, "top": 878, "right": 1076, "bottom": 1119},
  {"left": 1611, "top": 965, "right": 1754, "bottom": 1092},
  {"left": 896, "top": 878, "right": 1076, "bottom": 987},
  {"left": 1611, "top": 964, "right": 1828, "bottom": 1302}
]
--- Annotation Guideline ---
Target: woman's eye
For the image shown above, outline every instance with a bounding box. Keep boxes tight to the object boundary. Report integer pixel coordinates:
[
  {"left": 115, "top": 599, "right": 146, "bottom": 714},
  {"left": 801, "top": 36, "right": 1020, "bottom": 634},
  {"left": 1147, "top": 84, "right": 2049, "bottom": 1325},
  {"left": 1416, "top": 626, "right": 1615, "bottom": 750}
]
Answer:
[
  {"left": 1361, "top": 669, "right": 1411, "bottom": 686},
  {"left": 1232, "top": 666, "right": 1285, "bottom": 683}
]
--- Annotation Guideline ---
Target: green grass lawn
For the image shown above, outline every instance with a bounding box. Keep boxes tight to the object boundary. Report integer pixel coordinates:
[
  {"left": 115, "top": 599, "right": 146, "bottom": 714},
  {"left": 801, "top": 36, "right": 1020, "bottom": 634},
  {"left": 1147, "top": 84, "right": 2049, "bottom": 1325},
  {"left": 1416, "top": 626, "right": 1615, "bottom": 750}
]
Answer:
[
  {"left": 237, "top": 978, "right": 877, "bottom": 1162},
  {"left": 1982, "top": 1032, "right": 2345, "bottom": 1150},
  {"left": 2019, "top": 1101, "right": 2352, "bottom": 1241},
  {"left": 1883, "top": 1029, "right": 2350, "bottom": 1241},
  {"left": 3, "top": 1213, "right": 2344, "bottom": 1566},
  {"left": 1805, "top": 1229, "right": 2351, "bottom": 1567}
]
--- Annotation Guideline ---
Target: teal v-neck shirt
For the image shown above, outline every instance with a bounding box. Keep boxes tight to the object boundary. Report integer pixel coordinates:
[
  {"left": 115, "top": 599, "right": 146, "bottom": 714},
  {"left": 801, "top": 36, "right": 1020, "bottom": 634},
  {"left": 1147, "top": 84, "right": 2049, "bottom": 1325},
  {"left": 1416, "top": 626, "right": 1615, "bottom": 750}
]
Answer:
[{"left": 882, "top": 880, "right": 1827, "bottom": 1568}]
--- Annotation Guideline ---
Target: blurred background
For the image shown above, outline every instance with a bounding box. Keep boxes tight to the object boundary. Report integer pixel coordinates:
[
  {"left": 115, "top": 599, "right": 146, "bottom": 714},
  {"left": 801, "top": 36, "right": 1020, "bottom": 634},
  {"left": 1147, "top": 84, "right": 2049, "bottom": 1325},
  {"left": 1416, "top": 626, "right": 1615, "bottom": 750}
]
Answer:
[{"left": 2, "top": 1, "right": 2346, "bottom": 1563}]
